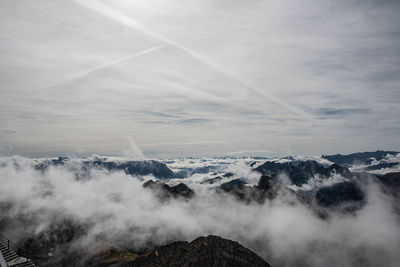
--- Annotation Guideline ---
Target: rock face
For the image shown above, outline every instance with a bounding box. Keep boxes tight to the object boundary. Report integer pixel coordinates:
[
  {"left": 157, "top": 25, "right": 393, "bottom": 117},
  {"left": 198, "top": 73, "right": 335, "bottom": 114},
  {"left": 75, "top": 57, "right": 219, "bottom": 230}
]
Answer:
[
  {"left": 143, "top": 180, "right": 195, "bottom": 200},
  {"left": 129, "top": 235, "right": 271, "bottom": 267},
  {"left": 316, "top": 181, "right": 364, "bottom": 207},
  {"left": 254, "top": 160, "right": 352, "bottom": 186},
  {"left": 219, "top": 178, "right": 247, "bottom": 191},
  {"left": 377, "top": 172, "right": 400, "bottom": 196},
  {"left": 378, "top": 172, "right": 400, "bottom": 187},
  {"left": 217, "top": 176, "right": 281, "bottom": 203}
]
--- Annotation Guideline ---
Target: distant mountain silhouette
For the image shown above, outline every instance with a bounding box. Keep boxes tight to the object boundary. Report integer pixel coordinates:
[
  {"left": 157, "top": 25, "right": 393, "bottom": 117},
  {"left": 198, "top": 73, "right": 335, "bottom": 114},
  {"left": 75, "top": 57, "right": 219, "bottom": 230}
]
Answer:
[
  {"left": 254, "top": 160, "right": 352, "bottom": 186},
  {"left": 89, "top": 160, "right": 175, "bottom": 179},
  {"left": 34, "top": 157, "right": 175, "bottom": 179},
  {"left": 322, "top": 150, "right": 399, "bottom": 167}
]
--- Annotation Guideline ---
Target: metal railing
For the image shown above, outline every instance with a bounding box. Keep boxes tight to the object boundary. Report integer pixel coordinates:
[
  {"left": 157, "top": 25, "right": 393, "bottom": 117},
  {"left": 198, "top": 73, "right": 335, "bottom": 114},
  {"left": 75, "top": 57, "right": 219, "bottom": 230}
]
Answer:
[{"left": 0, "top": 233, "right": 38, "bottom": 266}]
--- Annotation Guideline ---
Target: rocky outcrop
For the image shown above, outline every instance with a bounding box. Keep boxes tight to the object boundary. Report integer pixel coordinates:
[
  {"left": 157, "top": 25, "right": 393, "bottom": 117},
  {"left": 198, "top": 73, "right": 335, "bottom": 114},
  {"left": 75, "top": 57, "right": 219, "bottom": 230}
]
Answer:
[
  {"left": 378, "top": 172, "right": 400, "bottom": 187},
  {"left": 128, "top": 235, "right": 271, "bottom": 267},
  {"left": 217, "top": 179, "right": 260, "bottom": 203},
  {"left": 217, "top": 176, "right": 282, "bottom": 203},
  {"left": 143, "top": 180, "right": 194, "bottom": 200},
  {"left": 316, "top": 181, "right": 364, "bottom": 208},
  {"left": 377, "top": 172, "right": 400, "bottom": 196},
  {"left": 257, "top": 175, "right": 281, "bottom": 199},
  {"left": 219, "top": 178, "right": 247, "bottom": 191}
]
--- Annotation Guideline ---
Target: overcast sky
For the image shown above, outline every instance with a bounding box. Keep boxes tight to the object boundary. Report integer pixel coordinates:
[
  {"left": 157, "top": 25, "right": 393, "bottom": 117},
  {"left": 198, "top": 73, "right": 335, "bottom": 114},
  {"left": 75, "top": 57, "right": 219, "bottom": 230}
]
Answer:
[{"left": 0, "top": 0, "right": 399, "bottom": 158}]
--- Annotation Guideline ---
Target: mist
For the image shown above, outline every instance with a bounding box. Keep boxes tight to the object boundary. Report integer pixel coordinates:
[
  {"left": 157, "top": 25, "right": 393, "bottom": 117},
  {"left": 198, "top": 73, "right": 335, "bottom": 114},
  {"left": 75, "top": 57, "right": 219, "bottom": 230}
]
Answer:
[{"left": 0, "top": 156, "right": 399, "bottom": 267}]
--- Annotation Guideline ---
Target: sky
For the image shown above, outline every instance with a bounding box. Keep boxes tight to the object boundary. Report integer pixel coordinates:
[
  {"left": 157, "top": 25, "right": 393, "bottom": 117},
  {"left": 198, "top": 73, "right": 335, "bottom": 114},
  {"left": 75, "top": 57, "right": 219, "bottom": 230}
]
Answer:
[{"left": 0, "top": 0, "right": 399, "bottom": 158}]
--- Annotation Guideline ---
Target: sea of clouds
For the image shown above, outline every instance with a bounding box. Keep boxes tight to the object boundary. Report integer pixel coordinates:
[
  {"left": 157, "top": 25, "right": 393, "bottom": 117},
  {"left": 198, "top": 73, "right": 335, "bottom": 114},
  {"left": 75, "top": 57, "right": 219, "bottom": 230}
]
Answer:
[{"left": 0, "top": 155, "right": 399, "bottom": 267}]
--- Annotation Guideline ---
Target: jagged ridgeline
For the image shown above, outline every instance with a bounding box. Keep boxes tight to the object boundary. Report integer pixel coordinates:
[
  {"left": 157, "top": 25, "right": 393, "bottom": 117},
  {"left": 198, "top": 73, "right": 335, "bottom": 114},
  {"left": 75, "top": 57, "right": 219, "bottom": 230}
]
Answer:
[{"left": 0, "top": 151, "right": 399, "bottom": 267}]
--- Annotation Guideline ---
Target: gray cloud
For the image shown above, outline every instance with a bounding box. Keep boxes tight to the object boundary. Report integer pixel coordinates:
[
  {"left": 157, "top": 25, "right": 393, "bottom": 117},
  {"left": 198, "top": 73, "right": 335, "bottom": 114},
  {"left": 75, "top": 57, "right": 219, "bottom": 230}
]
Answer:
[
  {"left": 0, "top": 0, "right": 399, "bottom": 156},
  {"left": 315, "top": 108, "right": 371, "bottom": 117},
  {"left": 1, "top": 129, "right": 16, "bottom": 134},
  {"left": 179, "top": 118, "right": 211, "bottom": 124}
]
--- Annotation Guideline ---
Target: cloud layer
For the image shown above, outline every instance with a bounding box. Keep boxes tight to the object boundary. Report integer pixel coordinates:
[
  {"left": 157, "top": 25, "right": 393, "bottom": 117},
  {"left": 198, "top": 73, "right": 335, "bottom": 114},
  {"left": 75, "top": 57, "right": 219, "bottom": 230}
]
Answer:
[
  {"left": 0, "top": 0, "right": 399, "bottom": 157},
  {"left": 0, "top": 156, "right": 399, "bottom": 266}
]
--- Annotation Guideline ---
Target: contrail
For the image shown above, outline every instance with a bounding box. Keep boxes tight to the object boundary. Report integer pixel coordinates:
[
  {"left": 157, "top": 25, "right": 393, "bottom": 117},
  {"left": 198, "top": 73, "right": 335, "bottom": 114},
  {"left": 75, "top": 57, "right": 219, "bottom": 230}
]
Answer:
[
  {"left": 59, "top": 45, "right": 165, "bottom": 84},
  {"left": 73, "top": 0, "right": 310, "bottom": 117},
  {"left": 124, "top": 136, "right": 146, "bottom": 160}
]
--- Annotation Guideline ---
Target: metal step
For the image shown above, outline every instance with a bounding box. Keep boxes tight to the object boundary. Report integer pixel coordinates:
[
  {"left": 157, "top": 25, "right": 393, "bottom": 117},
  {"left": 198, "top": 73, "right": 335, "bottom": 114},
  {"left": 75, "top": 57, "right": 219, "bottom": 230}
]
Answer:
[
  {"left": 4, "top": 254, "right": 19, "bottom": 261},
  {"left": 4, "top": 252, "right": 17, "bottom": 258},
  {"left": 4, "top": 252, "right": 17, "bottom": 257},
  {"left": 9, "top": 261, "right": 35, "bottom": 267},
  {"left": 2, "top": 250, "right": 13, "bottom": 256}
]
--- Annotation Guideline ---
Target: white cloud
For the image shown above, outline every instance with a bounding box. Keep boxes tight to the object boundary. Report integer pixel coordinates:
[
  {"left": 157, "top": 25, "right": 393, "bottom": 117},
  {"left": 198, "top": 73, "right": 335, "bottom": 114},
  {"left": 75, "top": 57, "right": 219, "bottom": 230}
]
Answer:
[{"left": 0, "top": 156, "right": 399, "bottom": 266}]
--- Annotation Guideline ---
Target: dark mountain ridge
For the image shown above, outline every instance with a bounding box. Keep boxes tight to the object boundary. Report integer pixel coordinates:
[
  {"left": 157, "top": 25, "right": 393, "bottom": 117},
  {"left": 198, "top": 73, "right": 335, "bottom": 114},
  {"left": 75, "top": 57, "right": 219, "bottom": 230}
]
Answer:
[
  {"left": 34, "top": 157, "right": 175, "bottom": 179},
  {"left": 322, "top": 150, "right": 399, "bottom": 167},
  {"left": 254, "top": 160, "right": 352, "bottom": 186},
  {"left": 126, "top": 235, "right": 271, "bottom": 267},
  {"left": 143, "top": 180, "right": 195, "bottom": 200}
]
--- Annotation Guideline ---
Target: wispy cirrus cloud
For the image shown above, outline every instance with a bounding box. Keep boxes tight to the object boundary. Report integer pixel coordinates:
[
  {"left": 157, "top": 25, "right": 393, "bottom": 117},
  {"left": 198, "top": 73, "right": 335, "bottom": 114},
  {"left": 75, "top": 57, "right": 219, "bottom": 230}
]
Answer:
[{"left": 0, "top": 0, "right": 399, "bottom": 157}]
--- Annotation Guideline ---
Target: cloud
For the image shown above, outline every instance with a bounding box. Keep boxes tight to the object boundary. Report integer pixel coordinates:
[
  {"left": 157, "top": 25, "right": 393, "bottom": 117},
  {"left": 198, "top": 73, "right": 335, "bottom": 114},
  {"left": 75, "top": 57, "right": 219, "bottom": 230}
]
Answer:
[
  {"left": 0, "top": 156, "right": 399, "bottom": 267},
  {"left": 52, "top": 46, "right": 166, "bottom": 86},
  {"left": 0, "top": 0, "right": 399, "bottom": 156},
  {"left": 1, "top": 129, "right": 16, "bottom": 134},
  {"left": 179, "top": 118, "right": 211, "bottom": 124},
  {"left": 315, "top": 108, "right": 371, "bottom": 117},
  {"left": 72, "top": 0, "right": 304, "bottom": 117}
]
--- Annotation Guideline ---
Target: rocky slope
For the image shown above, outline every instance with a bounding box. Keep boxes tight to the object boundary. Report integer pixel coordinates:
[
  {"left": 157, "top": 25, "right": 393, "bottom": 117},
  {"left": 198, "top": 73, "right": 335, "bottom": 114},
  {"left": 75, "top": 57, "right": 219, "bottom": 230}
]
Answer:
[
  {"left": 125, "top": 235, "right": 271, "bottom": 267},
  {"left": 217, "top": 175, "right": 283, "bottom": 203}
]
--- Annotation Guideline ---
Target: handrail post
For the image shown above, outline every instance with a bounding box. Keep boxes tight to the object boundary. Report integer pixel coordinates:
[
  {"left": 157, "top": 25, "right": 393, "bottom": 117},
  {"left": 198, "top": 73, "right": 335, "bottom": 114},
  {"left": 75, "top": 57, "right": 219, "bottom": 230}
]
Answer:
[{"left": 7, "top": 240, "right": 9, "bottom": 250}]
